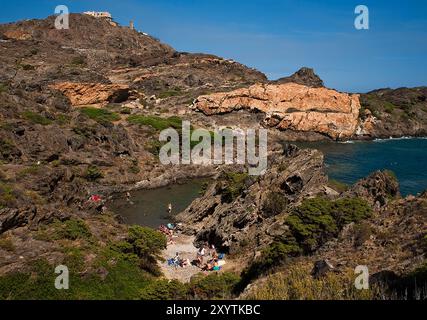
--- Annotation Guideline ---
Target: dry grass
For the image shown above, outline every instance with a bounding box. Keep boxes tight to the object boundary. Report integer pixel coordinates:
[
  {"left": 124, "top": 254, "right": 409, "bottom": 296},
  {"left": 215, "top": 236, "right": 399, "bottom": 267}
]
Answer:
[{"left": 244, "top": 262, "right": 379, "bottom": 300}]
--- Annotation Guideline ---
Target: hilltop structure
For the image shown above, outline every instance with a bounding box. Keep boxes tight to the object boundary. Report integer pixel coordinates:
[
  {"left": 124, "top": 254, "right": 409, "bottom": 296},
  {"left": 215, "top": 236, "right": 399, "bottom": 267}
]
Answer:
[{"left": 83, "top": 11, "right": 112, "bottom": 20}]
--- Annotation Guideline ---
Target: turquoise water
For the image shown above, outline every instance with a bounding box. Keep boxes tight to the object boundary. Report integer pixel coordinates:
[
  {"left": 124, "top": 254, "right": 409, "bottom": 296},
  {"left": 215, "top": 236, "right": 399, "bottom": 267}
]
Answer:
[{"left": 297, "top": 138, "right": 427, "bottom": 196}]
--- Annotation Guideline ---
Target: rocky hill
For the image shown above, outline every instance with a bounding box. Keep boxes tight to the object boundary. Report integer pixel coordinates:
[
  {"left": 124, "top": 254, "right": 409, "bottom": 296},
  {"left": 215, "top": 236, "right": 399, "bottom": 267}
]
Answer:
[
  {"left": 0, "top": 14, "right": 426, "bottom": 300},
  {"left": 273, "top": 67, "right": 324, "bottom": 88}
]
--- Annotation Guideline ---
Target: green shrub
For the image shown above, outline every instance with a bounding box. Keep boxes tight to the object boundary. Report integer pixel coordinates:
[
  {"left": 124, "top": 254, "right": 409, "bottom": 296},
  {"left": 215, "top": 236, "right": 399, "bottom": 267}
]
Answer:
[
  {"left": 85, "top": 166, "right": 103, "bottom": 181},
  {"left": 262, "top": 192, "right": 288, "bottom": 217},
  {"left": 0, "top": 255, "right": 152, "bottom": 300},
  {"left": 80, "top": 107, "right": 120, "bottom": 125},
  {"left": 0, "top": 182, "right": 16, "bottom": 208},
  {"left": 239, "top": 197, "right": 372, "bottom": 288},
  {"left": 117, "top": 226, "right": 167, "bottom": 276},
  {"left": 190, "top": 272, "right": 240, "bottom": 300},
  {"left": 221, "top": 172, "right": 249, "bottom": 203},
  {"left": 36, "top": 218, "right": 92, "bottom": 242},
  {"left": 140, "top": 279, "right": 189, "bottom": 300},
  {"left": 285, "top": 197, "right": 372, "bottom": 252},
  {"left": 120, "top": 107, "right": 132, "bottom": 115},
  {"left": 383, "top": 101, "right": 396, "bottom": 114},
  {"left": 22, "top": 111, "right": 52, "bottom": 125},
  {"left": 56, "top": 114, "right": 71, "bottom": 125}
]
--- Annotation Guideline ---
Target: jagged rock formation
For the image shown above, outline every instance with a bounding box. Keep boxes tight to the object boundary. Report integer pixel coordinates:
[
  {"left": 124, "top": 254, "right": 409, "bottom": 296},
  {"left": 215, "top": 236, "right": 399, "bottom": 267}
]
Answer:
[
  {"left": 274, "top": 67, "right": 324, "bottom": 88},
  {"left": 193, "top": 83, "right": 361, "bottom": 140},
  {"left": 49, "top": 82, "right": 130, "bottom": 106},
  {"left": 176, "top": 145, "right": 329, "bottom": 254}
]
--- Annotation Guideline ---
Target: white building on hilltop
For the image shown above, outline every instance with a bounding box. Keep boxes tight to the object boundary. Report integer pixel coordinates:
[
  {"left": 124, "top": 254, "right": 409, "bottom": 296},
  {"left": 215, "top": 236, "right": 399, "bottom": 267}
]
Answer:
[{"left": 83, "top": 11, "right": 112, "bottom": 20}]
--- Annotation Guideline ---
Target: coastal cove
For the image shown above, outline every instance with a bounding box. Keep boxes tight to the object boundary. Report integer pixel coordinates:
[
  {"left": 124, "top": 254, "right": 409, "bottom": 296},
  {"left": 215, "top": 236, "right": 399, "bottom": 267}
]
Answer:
[
  {"left": 297, "top": 137, "right": 427, "bottom": 196},
  {"left": 108, "top": 179, "right": 208, "bottom": 228}
]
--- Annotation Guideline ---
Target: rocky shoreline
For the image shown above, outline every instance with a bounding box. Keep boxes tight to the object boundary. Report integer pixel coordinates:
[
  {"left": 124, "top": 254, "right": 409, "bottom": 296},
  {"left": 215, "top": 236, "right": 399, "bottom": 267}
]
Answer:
[{"left": 0, "top": 14, "right": 426, "bottom": 300}]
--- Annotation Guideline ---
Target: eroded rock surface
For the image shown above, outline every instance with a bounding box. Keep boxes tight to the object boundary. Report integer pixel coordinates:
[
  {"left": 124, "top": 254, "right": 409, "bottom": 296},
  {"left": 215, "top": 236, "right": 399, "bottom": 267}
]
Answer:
[
  {"left": 176, "top": 145, "right": 329, "bottom": 254},
  {"left": 193, "top": 83, "right": 361, "bottom": 140},
  {"left": 49, "top": 82, "right": 130, "bottom": 106}
]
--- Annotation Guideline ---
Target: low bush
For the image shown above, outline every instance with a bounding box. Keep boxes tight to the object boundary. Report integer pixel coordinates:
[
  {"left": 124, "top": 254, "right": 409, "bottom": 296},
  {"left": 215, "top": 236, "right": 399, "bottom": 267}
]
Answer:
[
  {"left": 80, "top": 107, "right": 120, "bottom": 125},
  {"left": 221, "top": 172, "right": 249, "bottom": 203},
  {"left": 140, "top": 279, "right": 189, "bottom": 300},
  {"left": 85, "top": 166, "right": 103, "bottom": 181},
  {"left": 22, "top": 111, "right": 52, "bottom": 125},
  {"left": 0, "top": 182, "right": 16, "bottom": 208},
  {"left": 35, "top": 218, "right": 92, "bottom": 242},
  {"left": 262, "top": 192, "right": 288, "bottom": 217},
  {"left": 239, "top": 197, "right": 372, "bottom": 288},
  {"left": 189, "top": 272, "right": 240, "bottom": 300}
]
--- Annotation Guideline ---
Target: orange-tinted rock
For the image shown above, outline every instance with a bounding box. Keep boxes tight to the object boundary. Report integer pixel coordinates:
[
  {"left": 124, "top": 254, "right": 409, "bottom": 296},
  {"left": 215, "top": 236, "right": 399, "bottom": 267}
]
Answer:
[
  {"left": 49, "top": 82, "right": 130, "bottom": 106},
  {"left": 3, "top": 30, "right": 32, "bottom": 40},
  {"left": 193, "top": 83, "right": 361, "bottom": 140}
]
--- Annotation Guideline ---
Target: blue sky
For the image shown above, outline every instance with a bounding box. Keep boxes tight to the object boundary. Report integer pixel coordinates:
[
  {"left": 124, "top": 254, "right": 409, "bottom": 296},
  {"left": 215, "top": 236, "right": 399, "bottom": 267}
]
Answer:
[{"left": 1, "top": 0, "right": 426, "bottom": 92}]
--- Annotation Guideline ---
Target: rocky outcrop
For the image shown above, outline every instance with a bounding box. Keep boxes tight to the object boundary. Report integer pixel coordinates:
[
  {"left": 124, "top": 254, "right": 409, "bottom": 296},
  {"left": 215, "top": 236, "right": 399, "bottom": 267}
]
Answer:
[
  {"left": 345, "top": 170, "right": 400, "bottom": 208},
  {"left": 193, "top": 83, "right": 361, "bottom": 140},
  {"left": 274, "top": 67, "right": 324, "bottom": 88},
  {"left": 0, "top": 207, "right": 37, "bottom": 234},
  {"left": 49, "top": 82, "right": 130, "bottom": 106},
  {"left": 176, "top": 145, "right": 329, "bottom": 254}
]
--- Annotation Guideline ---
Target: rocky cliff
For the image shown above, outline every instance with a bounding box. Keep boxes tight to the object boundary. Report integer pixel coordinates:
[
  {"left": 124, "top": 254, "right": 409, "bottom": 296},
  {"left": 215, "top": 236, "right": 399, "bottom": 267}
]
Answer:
[{"left": 193, "top": 83, "right": 361, "bottom": 140}]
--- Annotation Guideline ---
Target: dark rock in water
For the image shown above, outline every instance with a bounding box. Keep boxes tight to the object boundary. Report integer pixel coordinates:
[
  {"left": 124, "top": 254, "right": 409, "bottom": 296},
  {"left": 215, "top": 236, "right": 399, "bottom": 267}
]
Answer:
[
  {"left": 311, "top": 259, "right": 335, "bottom": 279},
  {"left": 274, "top": 67, "right": 324, "bottom": 88}
]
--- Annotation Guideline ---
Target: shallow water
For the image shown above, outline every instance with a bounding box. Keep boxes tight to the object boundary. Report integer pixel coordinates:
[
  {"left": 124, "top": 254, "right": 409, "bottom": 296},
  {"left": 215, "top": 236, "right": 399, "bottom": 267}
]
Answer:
[
  {"left": 296, "top": 138, "right": 427, "bottom": 196},
  {"left": 109, "top": 179, "right": 207, "bottom": 228}
]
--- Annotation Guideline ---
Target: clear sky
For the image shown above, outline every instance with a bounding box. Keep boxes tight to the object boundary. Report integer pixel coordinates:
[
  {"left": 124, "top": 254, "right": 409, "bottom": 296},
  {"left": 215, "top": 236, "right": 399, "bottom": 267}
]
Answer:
[{"left": 0, "top": 0, "right": 426, "bottom": 92}]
